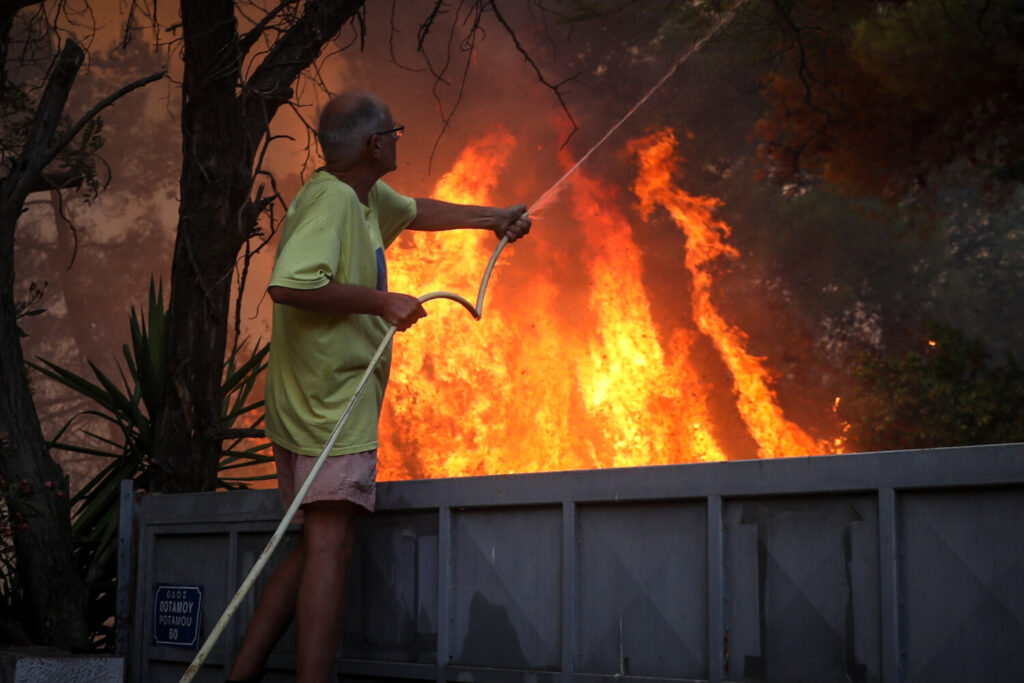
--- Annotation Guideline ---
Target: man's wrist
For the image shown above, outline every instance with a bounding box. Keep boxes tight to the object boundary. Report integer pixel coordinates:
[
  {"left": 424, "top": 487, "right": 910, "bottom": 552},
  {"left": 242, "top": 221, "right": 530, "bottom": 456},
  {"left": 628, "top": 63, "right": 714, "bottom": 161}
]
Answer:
[
  {"left": 369, "top": 289, "right": 390, "bottom": 317},
  {"left": 487, "top": 207, "right": 507, "bottom": 232}
]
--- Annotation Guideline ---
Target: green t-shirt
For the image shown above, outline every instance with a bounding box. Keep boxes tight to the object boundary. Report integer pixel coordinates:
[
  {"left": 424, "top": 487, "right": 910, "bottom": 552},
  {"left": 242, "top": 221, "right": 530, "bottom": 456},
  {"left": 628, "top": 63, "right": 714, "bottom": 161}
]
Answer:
[{"left": 264, "top": 171, "right": 417, "bottom": 456}]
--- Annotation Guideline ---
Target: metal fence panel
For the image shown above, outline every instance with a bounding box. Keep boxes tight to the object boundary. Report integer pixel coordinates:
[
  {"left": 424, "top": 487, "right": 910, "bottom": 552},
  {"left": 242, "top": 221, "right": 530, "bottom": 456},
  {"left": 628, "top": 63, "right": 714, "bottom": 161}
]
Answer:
[
  {"left": 125, "top": 443, "right": 1024, "bottom": 682},
  {"left": 450, "top": 506, "right": 563, "bottom": 670},
  {"left": 576, "top": 501, "right": 707, "bottom": 678},
  {"left": 722, "top": 495, "right": 880, "bottom": 682},
  {"left": 345, "top": 511, "right": 440, "bottom": 664},
  {"left": 899, "top": 488, "right": 1024, "bottom": 682}
]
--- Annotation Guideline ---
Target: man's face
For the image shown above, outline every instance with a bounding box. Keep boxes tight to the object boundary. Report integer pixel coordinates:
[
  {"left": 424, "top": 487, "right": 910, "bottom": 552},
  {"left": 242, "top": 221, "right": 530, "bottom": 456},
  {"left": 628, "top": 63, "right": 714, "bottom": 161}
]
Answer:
[{"left": 374, "top": 107, "right": 402, "bottom": 174}]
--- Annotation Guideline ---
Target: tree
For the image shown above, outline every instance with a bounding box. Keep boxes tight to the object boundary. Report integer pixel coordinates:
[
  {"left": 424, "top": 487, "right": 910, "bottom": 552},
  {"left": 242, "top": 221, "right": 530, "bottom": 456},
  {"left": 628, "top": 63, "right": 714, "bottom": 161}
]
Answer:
[
  {"left": 147, "top": 0, "right": 365, "bottom": 492},
  {"left": 3, "top": 0, "right": 570, "bottom": 644},
  {"left": 0, "top": 1, "right": 161, "bottom": 648},
  {"left": 740, "top": 0, "right": 1024, "bottom": 423},
  {"left": 753, "top": 0, "right": 1024, "bottom": 201},
  {"left": 14, "top": 35, "right": 179, "bottom": 467},
  {"left": 840, "top": 321, "right": 1024, "bottom": 451}
]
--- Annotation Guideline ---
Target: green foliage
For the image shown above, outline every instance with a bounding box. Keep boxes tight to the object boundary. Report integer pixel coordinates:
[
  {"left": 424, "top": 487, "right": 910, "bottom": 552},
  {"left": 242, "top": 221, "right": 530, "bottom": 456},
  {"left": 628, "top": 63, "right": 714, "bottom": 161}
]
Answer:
[
  {"left": 25, "top": 279, "right": 271, "bottom": 649},
  {"left": 851, "top": 0, "right": 1022, "bottom": 106},
  {"left": 755, "top": 0, "right": 1024, "bottom": 200},
  {"left": 840, "top": 321, "right": 1024, "bottom": 452},
  {"left": 852, "top": 0, "right": 981, "bottom": 107},
  {"left": 992, "top": 159, "right": 1024, "bottom": 183}
]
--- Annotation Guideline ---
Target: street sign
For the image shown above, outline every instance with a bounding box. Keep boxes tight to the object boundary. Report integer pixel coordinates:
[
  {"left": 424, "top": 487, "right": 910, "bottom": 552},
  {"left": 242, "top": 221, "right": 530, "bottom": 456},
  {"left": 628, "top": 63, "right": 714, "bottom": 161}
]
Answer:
[{"left": 153, "top": 584, "right": 203, "bottom": 648}]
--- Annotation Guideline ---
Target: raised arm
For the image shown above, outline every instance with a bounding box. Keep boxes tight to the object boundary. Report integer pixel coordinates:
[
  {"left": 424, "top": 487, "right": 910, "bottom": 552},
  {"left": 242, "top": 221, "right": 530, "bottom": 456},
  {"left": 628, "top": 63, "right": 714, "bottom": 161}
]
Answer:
[
  {"left": 409, "top": 198, "right": 531, "bottom": 242},
  {"left": 268, "top": 283, "right": 426, "bottom": 331}
]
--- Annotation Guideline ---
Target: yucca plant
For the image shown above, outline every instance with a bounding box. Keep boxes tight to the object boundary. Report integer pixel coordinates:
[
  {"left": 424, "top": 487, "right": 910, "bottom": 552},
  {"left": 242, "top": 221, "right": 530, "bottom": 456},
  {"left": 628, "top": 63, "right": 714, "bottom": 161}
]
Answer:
[{"left": 28, "top": 278, "right": 272, "bottom": 649}]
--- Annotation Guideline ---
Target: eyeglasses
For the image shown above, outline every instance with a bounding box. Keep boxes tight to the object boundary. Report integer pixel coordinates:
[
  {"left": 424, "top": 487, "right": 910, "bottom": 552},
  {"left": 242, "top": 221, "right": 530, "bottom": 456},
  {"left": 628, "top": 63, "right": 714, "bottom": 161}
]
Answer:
[{"left": 374, "top": 125, "right": 404, "bottom": 139}]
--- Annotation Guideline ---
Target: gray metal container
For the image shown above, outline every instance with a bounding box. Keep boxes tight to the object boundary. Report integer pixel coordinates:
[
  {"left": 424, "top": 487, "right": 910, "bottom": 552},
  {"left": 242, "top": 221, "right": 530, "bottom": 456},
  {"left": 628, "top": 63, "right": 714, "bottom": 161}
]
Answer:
[{"left": 124, "top": 443, "right": 1024, "bottom": 682}]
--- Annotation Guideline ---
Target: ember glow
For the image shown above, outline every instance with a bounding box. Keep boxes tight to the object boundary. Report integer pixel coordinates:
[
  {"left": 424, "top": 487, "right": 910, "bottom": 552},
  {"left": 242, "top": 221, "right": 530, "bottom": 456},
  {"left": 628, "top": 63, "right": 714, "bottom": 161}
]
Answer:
[{"left": 377, "top": 126, "right": 838, "bottom": 481}]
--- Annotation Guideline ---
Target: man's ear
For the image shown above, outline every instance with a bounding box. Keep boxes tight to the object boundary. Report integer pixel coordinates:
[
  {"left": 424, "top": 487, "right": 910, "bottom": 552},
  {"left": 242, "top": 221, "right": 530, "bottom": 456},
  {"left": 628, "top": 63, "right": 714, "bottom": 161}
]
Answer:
[{"left": 367, "top": 133, "right": 381, "bottom": 157}]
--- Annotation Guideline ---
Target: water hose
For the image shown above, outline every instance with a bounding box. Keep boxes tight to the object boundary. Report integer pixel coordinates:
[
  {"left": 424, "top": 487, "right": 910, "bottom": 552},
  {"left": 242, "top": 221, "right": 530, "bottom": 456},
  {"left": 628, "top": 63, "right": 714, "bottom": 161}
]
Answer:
[
  {"left": 180, "top": 235, "right": 510, "bottom": 682},
  {"left": 180, "top": 4, "right": 753, "bottom": 676}
]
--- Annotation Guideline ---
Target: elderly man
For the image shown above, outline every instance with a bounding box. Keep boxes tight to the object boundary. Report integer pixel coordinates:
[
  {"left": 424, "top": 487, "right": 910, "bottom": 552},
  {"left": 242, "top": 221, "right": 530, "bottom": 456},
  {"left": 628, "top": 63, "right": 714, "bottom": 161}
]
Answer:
[{"left": 227, "top": 92, "right": 530, "bottom": 682}]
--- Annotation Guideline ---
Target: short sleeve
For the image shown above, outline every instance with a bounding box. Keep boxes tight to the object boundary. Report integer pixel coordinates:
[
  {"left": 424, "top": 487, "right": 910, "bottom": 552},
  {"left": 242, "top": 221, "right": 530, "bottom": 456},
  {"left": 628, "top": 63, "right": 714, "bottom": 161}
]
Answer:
[
  {"left": 372, "top": 180, "right": 417, "bottom": 247},
  {"left": 269, "top": 180, "right": 356, "bottom": 289},
  {"left": 269, "top": 217, "right": 342, "bottom": 289}
]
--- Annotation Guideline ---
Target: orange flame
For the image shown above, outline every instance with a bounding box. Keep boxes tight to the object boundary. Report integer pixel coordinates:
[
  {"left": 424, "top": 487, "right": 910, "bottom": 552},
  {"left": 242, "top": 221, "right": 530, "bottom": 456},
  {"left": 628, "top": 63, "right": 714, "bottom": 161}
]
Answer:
[
  {"left": 566, "top": 164, "right": 726, "bottom": 465},
  {"left": 628, "top": 129, "right": 830, "bottom": 459},
  {"left": 377, "top": 126, "right": 834, "bottom": 481}
]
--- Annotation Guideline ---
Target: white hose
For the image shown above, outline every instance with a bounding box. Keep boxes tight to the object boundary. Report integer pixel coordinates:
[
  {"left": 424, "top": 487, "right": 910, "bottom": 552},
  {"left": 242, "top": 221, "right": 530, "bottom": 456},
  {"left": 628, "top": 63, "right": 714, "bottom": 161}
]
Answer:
[
  {"left": 180, "top": 3, "right": 750, "bottom": 671},
  {"left": 179, "top": 235, "right": 509, "bottom": 682}
]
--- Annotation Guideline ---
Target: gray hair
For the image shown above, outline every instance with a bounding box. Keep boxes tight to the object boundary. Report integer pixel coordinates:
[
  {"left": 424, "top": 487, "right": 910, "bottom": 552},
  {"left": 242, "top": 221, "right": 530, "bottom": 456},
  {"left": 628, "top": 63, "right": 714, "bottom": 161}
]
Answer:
[{"left": 317, "top": 93, "right": 390, "bottom": 169}]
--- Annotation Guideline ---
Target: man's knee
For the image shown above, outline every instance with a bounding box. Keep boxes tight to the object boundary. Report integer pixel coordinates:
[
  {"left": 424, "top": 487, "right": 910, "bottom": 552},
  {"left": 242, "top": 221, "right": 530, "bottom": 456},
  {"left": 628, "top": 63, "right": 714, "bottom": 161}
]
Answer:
[{"left": 301, "top": 500, "right": 360, "bottom": 556}]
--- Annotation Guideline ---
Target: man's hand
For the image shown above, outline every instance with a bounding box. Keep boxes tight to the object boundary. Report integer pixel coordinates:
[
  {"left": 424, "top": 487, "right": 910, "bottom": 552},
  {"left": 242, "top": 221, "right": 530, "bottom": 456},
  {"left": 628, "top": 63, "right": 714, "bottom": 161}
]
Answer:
[
  {"left": 378, "top": 292, "right": 427, "bottom": 331},
  {"left": 493, "top": 204, "right": 531, "bottom": 242}
]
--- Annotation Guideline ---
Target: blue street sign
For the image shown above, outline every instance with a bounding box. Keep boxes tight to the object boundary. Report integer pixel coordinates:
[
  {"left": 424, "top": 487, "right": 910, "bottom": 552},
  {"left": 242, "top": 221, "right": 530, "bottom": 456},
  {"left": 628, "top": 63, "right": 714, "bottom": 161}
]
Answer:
[{"left": 153, "top": 584, "right": 203, "bottom": 648}]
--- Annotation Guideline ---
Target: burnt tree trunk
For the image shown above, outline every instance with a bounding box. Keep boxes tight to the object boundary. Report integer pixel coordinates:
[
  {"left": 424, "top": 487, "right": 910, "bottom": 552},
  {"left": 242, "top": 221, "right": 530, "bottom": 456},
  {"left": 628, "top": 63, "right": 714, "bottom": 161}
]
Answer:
[
  {"left": 150, "top": 0, "right": 364, "bottom": 493},
  {"left": 0, "top": 40, "right": 89, "bottom": 650},
  {"left": 149, "top": 0, "right": 252, "bottom": 492}
]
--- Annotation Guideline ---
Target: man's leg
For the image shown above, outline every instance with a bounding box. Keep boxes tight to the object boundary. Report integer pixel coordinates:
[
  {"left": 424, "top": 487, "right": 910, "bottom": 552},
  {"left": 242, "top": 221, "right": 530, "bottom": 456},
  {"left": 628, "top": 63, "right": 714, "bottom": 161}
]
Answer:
[
  {"left": 228, "top": 541, "right": 305, "bottom": 681},
  {"left": 295, "top": 500, "right": 360, "bottom": 683}
]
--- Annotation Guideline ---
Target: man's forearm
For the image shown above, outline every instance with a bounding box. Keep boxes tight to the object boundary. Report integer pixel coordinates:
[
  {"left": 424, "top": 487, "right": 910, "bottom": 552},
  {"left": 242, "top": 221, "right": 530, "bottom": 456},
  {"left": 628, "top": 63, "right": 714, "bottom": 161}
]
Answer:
[
  {"left": 268, "top": 283, "right": 427, "bottom": 330},
  {"left": 268, "top": 282, "right": 387, "bottom": 316},
  {"left": 409, "top": 198, "right": 502, "bottom": 231}
]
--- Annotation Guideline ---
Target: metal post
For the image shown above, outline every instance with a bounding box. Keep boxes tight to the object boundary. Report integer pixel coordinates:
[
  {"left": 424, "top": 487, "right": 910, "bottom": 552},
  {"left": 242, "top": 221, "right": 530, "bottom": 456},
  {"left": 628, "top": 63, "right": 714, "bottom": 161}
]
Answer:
[
  {"left": 116, "top": 480, "right": 137, "bottom": 668},
  {"left": 707, "top": 495, "right": 725, "bottom": 683},
  {"left": 878, "top": 487, "right": 900, "bottom": 683}
]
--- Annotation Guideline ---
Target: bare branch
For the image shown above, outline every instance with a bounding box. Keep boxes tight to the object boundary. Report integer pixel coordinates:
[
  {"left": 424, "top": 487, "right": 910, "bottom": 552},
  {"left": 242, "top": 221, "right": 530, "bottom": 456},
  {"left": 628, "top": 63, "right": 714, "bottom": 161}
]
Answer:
[
  {"left": 241, "top": 0, "right": 363, "bottom": 136},
  {"left": 46, "top": 69, "right": 165, "bottom": 164},
  {"left": 1, "top": 39, "right": 83, "bottom": 217},
  {"left": 48, "top": 188, "right": 77, "bottom": 269},
  {"left": 233, "top": 185, "right": 274, "bottom": 342},
  {"left": 423, "top": 1, "right": 485, "bottom": 170},
  {"left": 238, "top": 0, "right": 300, "bottom": 56},
  {"left": 28, "top": 169, "right": 83, "bottom": 194},
  {"left": 489, "top": 0, "right": 579, "bottom": 148},
  {"left": 417, "top": 0, "right": 448, "bottom": 53},
  {"left": 387, "top": 0, "right": 426, "bottom": 74},
  {"left": 975, "top": 0, "right": 993, "bottom": 37},
  {"left": 121, "top": 0, "right": 138, "bottom": 48}
]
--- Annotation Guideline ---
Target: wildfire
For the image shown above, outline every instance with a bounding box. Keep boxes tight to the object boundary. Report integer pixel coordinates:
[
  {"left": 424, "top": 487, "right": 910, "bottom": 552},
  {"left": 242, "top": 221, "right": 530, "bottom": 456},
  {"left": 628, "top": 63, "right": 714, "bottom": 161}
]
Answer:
[
  {"left": 629, "top": 129, "right": 830, "bottom": 459},
  {"left": 377, "top": 126, "right": 834, "bottom": 480}
]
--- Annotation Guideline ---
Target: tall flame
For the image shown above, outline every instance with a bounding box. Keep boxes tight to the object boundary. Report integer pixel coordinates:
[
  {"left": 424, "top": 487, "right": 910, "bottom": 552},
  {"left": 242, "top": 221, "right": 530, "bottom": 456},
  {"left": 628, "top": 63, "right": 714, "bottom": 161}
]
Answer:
[
  {"left": 566, "top": 165, "right": 726, "bottom": 465},
  {"left": 628, "top": 129, "right": 829, "bottom": 459},
  {"left": 378, "top": 126, "right": 832, "bottom": 481}
]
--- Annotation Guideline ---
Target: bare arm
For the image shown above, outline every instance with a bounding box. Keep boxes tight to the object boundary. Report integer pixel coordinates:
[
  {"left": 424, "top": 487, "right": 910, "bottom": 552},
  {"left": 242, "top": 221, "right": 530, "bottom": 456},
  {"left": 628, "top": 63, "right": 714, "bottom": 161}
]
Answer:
[
  {"left": 268, "top": 282, "right": 426, "bottom": 331},
  {"left": 409, "top": 198, "right": 531, "bottom": 241}
]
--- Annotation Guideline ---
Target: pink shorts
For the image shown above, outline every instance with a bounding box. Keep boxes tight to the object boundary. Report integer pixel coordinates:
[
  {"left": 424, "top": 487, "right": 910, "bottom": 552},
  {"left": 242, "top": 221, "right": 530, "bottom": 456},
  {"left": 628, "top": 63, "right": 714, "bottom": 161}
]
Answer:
[{"left": 273, "top": 444, "right": 378, "bottom": 517}]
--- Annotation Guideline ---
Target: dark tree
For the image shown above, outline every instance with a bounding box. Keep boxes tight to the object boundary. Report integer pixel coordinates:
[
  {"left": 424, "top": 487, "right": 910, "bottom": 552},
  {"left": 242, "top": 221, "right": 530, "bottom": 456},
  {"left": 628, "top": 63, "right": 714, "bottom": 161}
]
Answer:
[
  {"left": 148, "top": 0, "right": 367, "bottom": 492},
  {"left": 0, "top": 1, "right": 161, "bottom": 647}
]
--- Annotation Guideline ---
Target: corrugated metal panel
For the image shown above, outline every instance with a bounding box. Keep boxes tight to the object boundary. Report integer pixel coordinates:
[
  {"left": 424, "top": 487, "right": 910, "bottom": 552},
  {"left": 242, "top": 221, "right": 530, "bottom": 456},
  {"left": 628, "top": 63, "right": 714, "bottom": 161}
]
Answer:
[{"left": 126, "top": 443, "right": 1024, "bottom": 682}]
